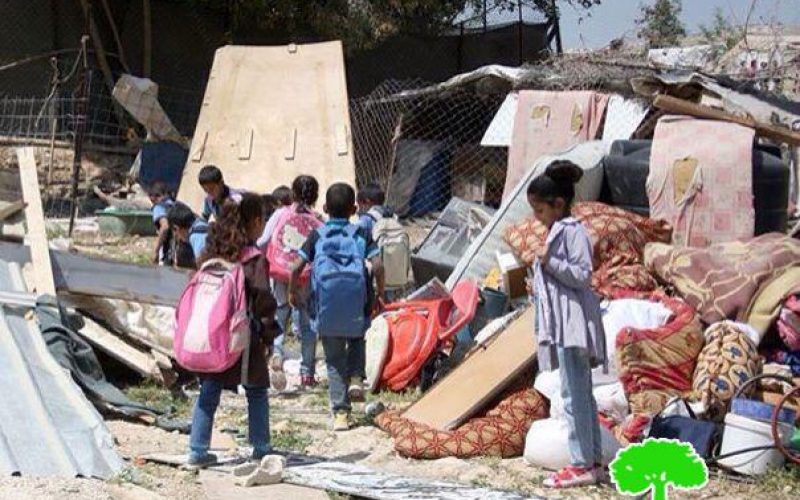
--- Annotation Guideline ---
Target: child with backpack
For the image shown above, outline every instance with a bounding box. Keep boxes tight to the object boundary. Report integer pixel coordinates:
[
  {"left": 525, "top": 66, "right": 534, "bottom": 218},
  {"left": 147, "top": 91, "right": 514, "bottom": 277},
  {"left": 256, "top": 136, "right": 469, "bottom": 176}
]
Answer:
[
  {"left": 256, "top": 176, "right": 324, "bottom": 388},
  {"left": 289, "top": 183, "right": 385, "bottom": 430},
  {"left": 198, "top": 164, "right": 243, "bottom": 222},
  {"left": 272, "top": 185, "right": 293, "bottom": 207},
  {"left": 356, "top": 183, "right": 410, "bottom": 301},
  {"left": 177, "top": 193, "right": 280, "bottom": 468},
  {"left": 527, "top": 161, "right": 607, "bottom": 488},
  {"left": 166, "top": 202, "right": 209, "bottom": 269}
]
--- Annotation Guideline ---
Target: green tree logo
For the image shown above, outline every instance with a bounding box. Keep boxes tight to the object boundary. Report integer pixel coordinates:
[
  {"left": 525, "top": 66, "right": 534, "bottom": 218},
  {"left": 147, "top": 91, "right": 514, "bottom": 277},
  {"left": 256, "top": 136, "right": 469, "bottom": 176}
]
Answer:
[{"left": 610, "top": 438, "right": 709, "bottom": 500}]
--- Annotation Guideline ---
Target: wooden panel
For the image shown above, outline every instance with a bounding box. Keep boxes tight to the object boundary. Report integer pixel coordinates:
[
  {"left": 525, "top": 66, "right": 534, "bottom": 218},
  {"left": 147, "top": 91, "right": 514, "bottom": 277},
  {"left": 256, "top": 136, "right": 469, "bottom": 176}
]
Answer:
[
  {"left": 77, "top": 316, "right": 161, "bottom": 379},
  {"left": 177, "top": 42, "right": 356, "bottom": 212},
  {"left": 402, "top": 308, "right": 536, "bottom": 430},
  {"left": 0, "top": 241, "right": 189, "bottom": 306},
  {"left": 16, "top": 147, "right": 56, "bottom": 296}
]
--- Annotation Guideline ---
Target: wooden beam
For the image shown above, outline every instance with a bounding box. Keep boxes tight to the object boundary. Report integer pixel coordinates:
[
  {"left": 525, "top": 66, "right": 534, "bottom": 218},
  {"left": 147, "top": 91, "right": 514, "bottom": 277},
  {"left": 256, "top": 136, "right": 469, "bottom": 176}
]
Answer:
[
  {"left": 0, "top": 200, "right": 25, "bottom": 222},
  {"left": 16, "top": 147, "right": 57, "bottom": 296},
  {"left": 0, "top": 240, "right": 189, "bottom": 306},
  {"left": 77, "top": 316, "right": 162, "bottom": 380},
  {"left": 653, "top": 94, "right": 800, "bottom": 145},
  {"left": 142, "top": 0, "right": 152, "bottom": 77},
  {"left": 99, "top": 0, "right": 130, "bottom": 73}
]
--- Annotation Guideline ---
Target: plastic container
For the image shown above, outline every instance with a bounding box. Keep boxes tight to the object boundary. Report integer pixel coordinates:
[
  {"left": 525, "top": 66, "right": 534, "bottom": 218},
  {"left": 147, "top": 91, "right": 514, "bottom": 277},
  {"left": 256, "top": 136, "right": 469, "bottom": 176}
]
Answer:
[
  {"left": 731, "top": 397, "right": 797, "bottom": 425},
  {"left": 481, "top": 288, "right": 509, "bottom": 319},
  {"left": 718, "top": 412, "right": 793, "bottom": 476},
  {"left": 96, "top": 209, "right": 156, "bottom": 236}
]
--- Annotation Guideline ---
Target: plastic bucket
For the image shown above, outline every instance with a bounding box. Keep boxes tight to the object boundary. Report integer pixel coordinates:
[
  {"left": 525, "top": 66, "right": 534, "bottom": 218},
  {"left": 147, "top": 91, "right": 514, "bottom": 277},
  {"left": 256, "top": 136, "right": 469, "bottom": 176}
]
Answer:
[
  {"left": 481, "top": 288, "right": 509, "bottom": 319},
  {"left": 718, "top": 412, "right": 792, "bottom": 476},
  {"left": 731, "top": 397, "right": 797, "bottom": 425}
]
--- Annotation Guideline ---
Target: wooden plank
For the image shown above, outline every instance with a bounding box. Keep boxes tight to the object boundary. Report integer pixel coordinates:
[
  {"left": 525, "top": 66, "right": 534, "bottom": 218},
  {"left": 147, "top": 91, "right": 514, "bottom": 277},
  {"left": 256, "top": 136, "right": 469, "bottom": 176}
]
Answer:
[
  {"left": 0, "top": 241, "right": 189, "bottom": 306},
  {"left": 0, "top": 200, "right": 25, "bottom": 222},
  {"left": 402, "top": 308, "right": 536, "bottom": 430},
  {"left": 16, "top": 147, "right": 56, "bottom": 296},
  {"left": 283, "top": 462, "right": 540, "bottom": 500},
  {"left": 77, "top": 316, "right": 161, "bottom": 379},
  {"left": 653, "top": 94, "right": 800, "bottom": 145}
]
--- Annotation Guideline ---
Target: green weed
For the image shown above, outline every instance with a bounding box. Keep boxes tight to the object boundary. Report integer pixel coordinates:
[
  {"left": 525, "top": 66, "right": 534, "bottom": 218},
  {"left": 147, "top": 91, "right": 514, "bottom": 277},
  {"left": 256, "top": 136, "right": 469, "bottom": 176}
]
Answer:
[{"left": 125, "top": 382, "right": 191, "bottom": 418}]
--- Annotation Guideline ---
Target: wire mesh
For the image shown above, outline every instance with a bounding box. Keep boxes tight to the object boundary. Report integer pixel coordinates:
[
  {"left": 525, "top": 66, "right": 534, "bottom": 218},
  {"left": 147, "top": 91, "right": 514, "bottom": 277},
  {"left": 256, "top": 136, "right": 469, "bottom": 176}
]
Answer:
[{"left": 350, "top": 79, "right": 507, "bottom": 217}]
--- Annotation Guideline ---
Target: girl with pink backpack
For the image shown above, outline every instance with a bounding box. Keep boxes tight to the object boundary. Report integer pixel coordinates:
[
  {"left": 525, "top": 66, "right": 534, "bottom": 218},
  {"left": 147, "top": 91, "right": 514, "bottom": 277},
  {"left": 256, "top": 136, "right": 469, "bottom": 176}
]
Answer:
[
  {"left": 256, "top": 176, "right": 324, "bottom": 388},
  {"left": 179, "top": 193, "right": 279, "bottom": 468}
]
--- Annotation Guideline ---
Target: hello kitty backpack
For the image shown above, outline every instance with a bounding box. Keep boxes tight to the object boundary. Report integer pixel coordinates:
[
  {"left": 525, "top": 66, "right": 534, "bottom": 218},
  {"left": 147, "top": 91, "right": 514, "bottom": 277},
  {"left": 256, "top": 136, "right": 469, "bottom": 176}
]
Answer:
[
  {"left": 266, "top": 205, "right": 322, "bottom": 284},
  {"left": 173, "top": 248, "right": 261, "bottom": 373}
]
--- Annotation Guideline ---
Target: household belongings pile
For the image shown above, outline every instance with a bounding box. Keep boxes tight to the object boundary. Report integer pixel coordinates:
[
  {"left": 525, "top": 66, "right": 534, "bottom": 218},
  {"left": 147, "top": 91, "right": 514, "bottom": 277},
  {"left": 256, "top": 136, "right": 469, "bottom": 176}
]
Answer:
[{"left": 372, "top": 115, "right": 800, "bottom": 475}]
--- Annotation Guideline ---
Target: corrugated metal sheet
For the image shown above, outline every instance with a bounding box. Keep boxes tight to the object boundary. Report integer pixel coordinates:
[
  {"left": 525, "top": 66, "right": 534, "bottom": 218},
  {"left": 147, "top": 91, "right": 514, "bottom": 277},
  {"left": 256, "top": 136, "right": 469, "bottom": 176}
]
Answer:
[
  {"left": 0, "top": 259, "right": 124, "bottom": 479},
  {"left": 446, "top": 142, "right": 609, "bottom": 289}
]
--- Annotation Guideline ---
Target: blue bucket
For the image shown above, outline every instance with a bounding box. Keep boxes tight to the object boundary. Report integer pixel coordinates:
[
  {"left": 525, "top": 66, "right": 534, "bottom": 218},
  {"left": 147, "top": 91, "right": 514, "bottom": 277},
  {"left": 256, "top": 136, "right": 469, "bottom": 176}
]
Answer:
[{"left": 481, "top": 288, "right": 509, "bottom": 320}]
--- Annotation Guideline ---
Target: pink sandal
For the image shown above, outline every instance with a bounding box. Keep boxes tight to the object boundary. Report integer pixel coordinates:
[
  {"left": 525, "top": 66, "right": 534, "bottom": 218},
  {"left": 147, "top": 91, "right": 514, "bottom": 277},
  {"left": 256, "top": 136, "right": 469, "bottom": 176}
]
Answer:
[{"left": 543, "top": 465, "right": 599, "bottom": 488}]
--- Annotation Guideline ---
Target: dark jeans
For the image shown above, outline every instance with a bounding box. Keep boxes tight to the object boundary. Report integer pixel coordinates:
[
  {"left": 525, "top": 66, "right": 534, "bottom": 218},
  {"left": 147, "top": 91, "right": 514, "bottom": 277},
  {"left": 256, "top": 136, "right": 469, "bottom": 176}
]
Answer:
[
  {"left": 321, "top": 337, "right": 365, "bottom": 413},
  {"left": 189, "top": 379, "right": 270, "bottom": 460}
]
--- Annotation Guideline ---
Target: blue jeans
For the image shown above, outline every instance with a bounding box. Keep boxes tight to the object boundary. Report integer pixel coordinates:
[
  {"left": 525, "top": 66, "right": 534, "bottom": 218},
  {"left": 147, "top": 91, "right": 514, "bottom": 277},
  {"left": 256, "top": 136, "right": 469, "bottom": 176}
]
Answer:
[
  {"left": 321, "top": 337, "right": 365, "bottom": 413},
  {"left": 189, "top": 379, "right": 270, "bottom": 460},
  {"left": 273, "top": 281, "right": 316, "bottom": 376},
  {"left": 557, "top": 347, "right": 602, "bottom": 468}
]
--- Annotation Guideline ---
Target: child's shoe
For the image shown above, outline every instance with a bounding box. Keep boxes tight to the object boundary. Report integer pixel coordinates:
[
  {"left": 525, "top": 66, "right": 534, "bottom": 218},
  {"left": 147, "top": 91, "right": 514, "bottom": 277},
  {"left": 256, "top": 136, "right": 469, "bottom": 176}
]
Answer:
[
  {"left": 185, "top": 452, "right": 218, "bottom": 470},
  {"left": 543, "top": 465, "right": 599, "bottom": 488},
  {"left": 348, "top": 378, "right": 365, "bottom": 402},
  {"left": 301, "top": 375, "right": 317, "bottom": 388},
  {"left": 332, "top": 412, "right": 350, "bottom": 431}
]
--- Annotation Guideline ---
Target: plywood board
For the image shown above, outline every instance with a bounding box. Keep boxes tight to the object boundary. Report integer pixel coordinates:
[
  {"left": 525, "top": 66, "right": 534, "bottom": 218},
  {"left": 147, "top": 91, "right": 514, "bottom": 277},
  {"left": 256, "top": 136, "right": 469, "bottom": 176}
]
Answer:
[
  {"left": 16, "top": 147, "right": 56, "bottom": 296},
  {"left": 402, "top": 308, "right": 536, "bottom": 430},
  {"left": 178, "top": 42, "right": 355, "bottom": 212},
  {"left": 76, "top": 316, "right": 161, "bottom": 379}
]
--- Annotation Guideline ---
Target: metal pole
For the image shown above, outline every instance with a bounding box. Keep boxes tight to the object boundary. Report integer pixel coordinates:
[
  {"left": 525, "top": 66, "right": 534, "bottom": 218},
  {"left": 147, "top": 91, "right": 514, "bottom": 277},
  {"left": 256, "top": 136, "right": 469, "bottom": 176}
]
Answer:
[
  {"left": 518, "top": 0, "right": 523, "bottom": 65},
  {"left": 69, "top": 37, "right": 90, "bottom": 237}
]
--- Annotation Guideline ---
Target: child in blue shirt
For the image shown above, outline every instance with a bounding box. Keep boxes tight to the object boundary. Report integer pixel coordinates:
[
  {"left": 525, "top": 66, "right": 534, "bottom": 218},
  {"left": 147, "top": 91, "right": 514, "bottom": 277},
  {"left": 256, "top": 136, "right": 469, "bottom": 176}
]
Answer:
[
  {"left": 289, "top": 183, "right": 385, "bottom": 431},
  {"left": 148, "top": 181, "right": 175, "bottom": 265},
  {"left": 166, "top": 203, "right": 209, "bottom": 268},
  {"left": 198, "top": 165, "right": 242, "bottom": 222}
]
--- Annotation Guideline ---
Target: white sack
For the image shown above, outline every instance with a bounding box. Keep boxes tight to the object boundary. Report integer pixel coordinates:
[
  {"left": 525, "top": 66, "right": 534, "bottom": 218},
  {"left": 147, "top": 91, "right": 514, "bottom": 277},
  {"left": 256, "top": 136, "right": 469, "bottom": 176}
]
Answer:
[{"left": 523, "top": 417, "right": 621, "bottom": 470}]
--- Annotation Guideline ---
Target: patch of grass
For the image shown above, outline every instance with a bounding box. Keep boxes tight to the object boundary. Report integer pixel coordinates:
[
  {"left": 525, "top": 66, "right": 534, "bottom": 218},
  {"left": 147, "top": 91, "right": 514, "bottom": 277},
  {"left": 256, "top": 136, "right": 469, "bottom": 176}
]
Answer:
[
  {"left": 365, "top": 388, "right": 420, "bottom": 407},
  {"left": 125, "top": 382, "right": 191, "bottom": 418},
  {"left": 759, "top": 466, "right": 800, "bottom": 494},
  {"left": 272, "top": 423, "right": 314, "bottom": 453}
]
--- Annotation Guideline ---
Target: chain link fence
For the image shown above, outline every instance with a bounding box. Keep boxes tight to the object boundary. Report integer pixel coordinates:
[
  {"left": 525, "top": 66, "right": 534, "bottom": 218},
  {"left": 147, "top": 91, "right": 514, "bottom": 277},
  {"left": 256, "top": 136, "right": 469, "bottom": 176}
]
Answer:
[{"left": 351, "top": 79, "right": 507, "bottom": 218}]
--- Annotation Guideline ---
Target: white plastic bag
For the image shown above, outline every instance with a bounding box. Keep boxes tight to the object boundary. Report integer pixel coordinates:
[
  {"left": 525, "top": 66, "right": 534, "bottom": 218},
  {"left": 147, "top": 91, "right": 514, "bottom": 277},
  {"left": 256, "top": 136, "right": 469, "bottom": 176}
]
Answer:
[
  {"left": 534, "top": 372, "right": 629, "bottom": 422},
  {"left": 523, "top": 418, "right": 621, "bottom": 470}
]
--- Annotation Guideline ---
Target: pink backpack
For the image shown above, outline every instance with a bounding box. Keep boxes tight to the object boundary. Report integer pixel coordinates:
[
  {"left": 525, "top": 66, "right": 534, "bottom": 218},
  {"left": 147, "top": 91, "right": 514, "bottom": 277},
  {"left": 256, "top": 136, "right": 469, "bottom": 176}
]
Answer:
[
  {"left": 266, "top": 205, "right": 322, "bottom": 284},
  {"left": 173, "top": 248, "right": 261, "bottom": 373}
]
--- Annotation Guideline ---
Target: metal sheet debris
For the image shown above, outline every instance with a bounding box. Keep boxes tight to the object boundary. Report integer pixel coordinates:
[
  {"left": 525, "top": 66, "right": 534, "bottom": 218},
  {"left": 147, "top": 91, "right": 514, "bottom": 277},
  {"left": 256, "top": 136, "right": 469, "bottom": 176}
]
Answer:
[{"left": 0, "top": 259, "right": 124, "bottom": 479}]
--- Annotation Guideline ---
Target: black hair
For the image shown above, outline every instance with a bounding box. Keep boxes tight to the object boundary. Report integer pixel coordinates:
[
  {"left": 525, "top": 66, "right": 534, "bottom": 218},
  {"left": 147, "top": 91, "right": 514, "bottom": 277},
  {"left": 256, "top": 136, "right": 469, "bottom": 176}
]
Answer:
[
  {"left": 261, "top": 194, "right": 278, "bottom": 221},
  {"left": 526, "top": 160, "right": 583, "bottom": 208},
  {"left": 272, "top": 185, "right": 293, "bottom": 206},
  {"left": 292, "top": 175, "right": 319, "bottom": 207},
  {"left": 198, "top": 165, "right": 223, "bottom": 185},
  {"left": 326, "top": 183, "right": 356, "bottom": 219},
  {"left": 357, "top": 182, "right": 385, "bottom": 206},
  {"left": 166, "top": 202, "right": 196, "bottom": 229},
  {"left": 148, "top": 181, "right": 171, "bottom": 199}
]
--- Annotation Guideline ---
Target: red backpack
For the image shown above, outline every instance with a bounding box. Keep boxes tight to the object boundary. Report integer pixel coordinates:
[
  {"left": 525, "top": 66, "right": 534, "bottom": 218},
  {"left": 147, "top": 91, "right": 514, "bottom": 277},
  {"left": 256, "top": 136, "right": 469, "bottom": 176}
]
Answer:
[{"left": 266, "top": 205, "right": 322, "bottom": 284}]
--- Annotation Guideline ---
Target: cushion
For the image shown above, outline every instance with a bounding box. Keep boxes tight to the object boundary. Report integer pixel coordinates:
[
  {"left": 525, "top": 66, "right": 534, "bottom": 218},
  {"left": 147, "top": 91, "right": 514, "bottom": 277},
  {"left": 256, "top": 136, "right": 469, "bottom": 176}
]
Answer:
[
  {"left": 376, "top": 387, "right": 548, "bottom": 459},
  {"left": 692, "top": 321, "right": 762, "bottom": 421}
]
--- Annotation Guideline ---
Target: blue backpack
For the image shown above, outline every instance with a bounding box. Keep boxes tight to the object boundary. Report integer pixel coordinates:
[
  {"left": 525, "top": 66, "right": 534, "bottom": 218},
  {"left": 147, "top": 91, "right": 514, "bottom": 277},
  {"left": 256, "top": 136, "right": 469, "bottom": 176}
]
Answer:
[{"left": 311, "top": 224, "right": 368, "bottom": 337}]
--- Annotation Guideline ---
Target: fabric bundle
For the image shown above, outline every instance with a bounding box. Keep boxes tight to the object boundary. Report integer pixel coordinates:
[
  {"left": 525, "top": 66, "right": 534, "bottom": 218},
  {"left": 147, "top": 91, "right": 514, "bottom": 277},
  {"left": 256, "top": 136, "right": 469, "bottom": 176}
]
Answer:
[{"left": 504, "top": 202, "right": 672, "bottom": 298}]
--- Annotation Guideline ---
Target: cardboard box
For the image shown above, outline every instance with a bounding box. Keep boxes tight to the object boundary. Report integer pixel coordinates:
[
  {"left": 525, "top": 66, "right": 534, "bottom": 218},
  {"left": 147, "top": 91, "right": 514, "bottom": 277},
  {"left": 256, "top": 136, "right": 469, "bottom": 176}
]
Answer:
[{"left": 497, "top": 251, "right": 528, "bottom": 300}]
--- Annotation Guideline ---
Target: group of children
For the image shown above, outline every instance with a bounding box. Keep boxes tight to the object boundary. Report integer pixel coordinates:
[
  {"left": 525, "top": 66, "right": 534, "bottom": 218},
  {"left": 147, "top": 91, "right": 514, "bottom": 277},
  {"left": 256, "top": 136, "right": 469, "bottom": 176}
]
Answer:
[
  {"left": 155, "top": 159, "right": 608, "bottom": 490},
  {"left": 150, "top": 166, "right": 389, "bottom": 467}
]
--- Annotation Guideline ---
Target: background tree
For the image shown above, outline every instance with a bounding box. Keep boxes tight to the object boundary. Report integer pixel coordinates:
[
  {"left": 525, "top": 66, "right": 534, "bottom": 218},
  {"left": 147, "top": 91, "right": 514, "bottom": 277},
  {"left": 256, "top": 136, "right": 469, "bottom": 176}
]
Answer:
[
  {"left": 610, "top": 439, "right": 708, "bottom": 500},
  {"left": 700, "top": 7, "right": 745, "bottom": 50},
  {"left": 187, "top": 1, "right": 602, "bottom": 52},
  {"left": 636, "top": 0, "right": 686, "bottom": 49}
]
